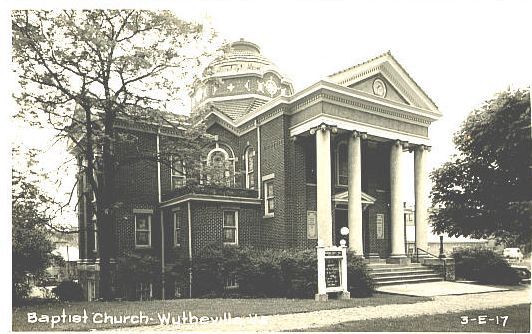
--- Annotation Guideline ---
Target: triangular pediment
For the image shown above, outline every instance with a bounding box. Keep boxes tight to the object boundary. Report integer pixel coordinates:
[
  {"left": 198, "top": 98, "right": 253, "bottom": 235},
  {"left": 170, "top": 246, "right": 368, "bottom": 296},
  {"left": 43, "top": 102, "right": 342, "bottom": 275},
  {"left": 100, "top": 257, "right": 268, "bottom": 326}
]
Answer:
[
  {"left": 327, "top": 52, "right": 440, "bottom": 114},
  {"left": 333, "top": 191, "right": 376, "bottom": 204}
]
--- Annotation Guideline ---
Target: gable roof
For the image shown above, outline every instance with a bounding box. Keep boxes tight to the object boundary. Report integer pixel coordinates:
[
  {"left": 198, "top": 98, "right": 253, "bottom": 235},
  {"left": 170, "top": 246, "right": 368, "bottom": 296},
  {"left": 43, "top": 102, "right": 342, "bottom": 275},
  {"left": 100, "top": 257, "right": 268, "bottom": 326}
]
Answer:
[{"left": 327, "top": 51, "right": 440, "bottom": 114}]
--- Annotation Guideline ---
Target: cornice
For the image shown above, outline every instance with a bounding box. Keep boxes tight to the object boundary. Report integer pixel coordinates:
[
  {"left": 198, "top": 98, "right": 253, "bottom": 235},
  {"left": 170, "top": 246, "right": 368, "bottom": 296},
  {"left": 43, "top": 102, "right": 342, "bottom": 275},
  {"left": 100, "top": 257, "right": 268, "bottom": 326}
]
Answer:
[{"left": 202, "top": 80, "right": 439, "bottom": 138}]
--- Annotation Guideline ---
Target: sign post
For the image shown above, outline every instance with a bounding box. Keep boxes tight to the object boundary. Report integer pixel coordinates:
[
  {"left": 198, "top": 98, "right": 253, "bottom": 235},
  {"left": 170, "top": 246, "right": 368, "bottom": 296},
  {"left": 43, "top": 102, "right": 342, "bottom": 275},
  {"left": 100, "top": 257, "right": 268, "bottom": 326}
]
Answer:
[{"left": 315, "top": 244, "right": 350, "bottom": 301}]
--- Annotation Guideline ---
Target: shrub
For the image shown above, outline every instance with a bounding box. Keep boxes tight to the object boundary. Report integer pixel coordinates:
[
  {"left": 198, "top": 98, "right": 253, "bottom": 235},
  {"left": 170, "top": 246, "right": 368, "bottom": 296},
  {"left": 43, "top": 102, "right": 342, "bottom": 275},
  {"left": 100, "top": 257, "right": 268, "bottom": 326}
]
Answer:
[
  {"left": 347, "top": 253, "right": 374, "bottom": 297},
  {"left": 13, "top": 281, "right": 31, "bottom": 306},
  {"left": 192, "top": 244, "right": 251, "bottom": 297},
  {"left": 52, "top": 281, "right": 84, "bottom": 301},
  {"left": 452, "top": 248, "right": 521, "bottom": 285},
  {"left": 116, "top": 252, "right": 162, "bottom": 300},
  {"left": 280, "top": 249, "right": 318, "bottom": 298},
  {"left": 238, "top": 248, "right": 287, "bottom": 297},
  {"left": 191, "top": 245, "right": 374, "bottom": 298}
]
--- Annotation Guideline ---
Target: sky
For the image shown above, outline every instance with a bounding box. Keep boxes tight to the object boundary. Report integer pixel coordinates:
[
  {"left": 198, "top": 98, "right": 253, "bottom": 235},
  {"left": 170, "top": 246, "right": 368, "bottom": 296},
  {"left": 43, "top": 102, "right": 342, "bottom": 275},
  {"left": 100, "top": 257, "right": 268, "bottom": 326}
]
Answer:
[{"left": 2, "top": 1, "right": 531, "bottom": 230}]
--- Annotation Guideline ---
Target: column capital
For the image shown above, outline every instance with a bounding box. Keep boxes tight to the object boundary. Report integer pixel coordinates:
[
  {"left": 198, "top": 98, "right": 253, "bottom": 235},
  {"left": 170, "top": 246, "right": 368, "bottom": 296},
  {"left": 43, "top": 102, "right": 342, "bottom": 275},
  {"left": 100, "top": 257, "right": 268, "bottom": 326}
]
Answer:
[
  {"left": 309, "top": 123, "right": 338, "bottom": 135},
  {"left": 391, "top": 139, "right": 409, "bottom": 149},
  {"left": 410, "top": 144, "right": 432, "bottom": 153},
  {"left": 352, "top": 131, "right": 368, "bottom": 140}
]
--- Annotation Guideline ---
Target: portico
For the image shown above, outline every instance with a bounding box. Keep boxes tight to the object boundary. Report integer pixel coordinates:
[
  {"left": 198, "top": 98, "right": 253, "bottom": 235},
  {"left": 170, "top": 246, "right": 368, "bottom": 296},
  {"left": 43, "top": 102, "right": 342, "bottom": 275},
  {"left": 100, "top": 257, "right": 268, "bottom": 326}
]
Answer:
[{"left": 305, "top": 119, "right": 432, "bottom": 261}]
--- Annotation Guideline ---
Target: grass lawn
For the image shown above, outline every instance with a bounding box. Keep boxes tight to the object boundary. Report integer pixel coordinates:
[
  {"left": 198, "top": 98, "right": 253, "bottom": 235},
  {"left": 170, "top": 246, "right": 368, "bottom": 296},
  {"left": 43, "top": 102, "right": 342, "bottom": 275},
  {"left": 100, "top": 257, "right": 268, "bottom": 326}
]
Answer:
[
  {"left": 12, "top": 293, "right": 429, "bottom": 331},
  {"left": 304, "top": 303, "right": 530, "bottom": 332}
]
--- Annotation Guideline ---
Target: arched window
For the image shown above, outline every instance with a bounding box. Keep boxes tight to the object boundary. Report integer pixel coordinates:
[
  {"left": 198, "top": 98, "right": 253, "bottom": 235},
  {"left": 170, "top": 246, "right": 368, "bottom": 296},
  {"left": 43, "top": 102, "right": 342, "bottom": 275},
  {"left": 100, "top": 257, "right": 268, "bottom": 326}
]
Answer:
[
  {"left": 337, "top": 142, "right": 348, "bottom": 186},
  {"left": 206, "top": 143, "right": 235, "bottom": 187},
  {"left": 244, "top": 146, "right": 256, "bottom": 189}
]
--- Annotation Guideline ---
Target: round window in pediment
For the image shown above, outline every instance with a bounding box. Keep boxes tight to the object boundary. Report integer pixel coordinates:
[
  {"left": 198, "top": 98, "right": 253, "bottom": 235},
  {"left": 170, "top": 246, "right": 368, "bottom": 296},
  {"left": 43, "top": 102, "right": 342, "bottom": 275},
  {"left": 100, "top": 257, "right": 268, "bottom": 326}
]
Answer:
[{"left": 372, "top": 78, "right": 387, "bottom": 98}]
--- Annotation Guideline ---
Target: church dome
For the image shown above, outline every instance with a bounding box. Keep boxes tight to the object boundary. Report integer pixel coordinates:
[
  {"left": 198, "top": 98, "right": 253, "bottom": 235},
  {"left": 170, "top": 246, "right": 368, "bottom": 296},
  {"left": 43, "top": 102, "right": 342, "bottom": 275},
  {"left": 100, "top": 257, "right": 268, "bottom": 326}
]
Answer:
[{"left": 190, "top": 39, "right": 293, "bottom": 120}]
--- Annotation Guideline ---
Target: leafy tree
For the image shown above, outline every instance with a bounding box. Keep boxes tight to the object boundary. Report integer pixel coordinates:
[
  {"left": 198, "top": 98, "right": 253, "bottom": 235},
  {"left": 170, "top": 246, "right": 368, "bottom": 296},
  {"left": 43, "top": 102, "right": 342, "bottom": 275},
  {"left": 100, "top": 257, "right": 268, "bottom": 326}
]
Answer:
[
  {"left": 430, "top": 89, "right": 531, "bottom": 248},
  {"left": 12, "top": 10, "right": 218, "bottom": 300},
  {"left": 12, "top": 148, "right": 58, "bottom": 303}
]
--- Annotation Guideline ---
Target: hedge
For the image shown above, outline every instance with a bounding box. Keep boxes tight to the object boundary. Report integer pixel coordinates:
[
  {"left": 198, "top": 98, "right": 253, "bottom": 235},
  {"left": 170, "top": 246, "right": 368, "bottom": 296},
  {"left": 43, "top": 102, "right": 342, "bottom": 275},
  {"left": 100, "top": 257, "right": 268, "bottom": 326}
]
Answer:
[
  {"left": 52, "top": 281, "right": 84, "bottom": 301},
  {"left": 191, "top": 245, "right": 374, "bottom": 298},
  {"left": 452, "top": 248, "right": 521, "bottom": 285}
]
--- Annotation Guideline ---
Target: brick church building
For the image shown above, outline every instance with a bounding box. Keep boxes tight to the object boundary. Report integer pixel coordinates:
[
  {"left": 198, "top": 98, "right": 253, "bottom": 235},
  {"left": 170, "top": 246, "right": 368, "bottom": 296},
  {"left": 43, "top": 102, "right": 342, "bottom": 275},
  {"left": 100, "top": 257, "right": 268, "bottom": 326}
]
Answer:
[{"left": 77, "top": 39, "right": 441, "bottom": 300}]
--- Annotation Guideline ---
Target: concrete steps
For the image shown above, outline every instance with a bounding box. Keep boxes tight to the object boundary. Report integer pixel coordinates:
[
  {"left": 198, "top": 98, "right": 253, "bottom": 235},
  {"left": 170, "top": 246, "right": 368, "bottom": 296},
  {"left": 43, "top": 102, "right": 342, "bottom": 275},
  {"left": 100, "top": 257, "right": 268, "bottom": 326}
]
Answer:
[{"left": 368, "top": 263, "right": 444, "bottom": 287}]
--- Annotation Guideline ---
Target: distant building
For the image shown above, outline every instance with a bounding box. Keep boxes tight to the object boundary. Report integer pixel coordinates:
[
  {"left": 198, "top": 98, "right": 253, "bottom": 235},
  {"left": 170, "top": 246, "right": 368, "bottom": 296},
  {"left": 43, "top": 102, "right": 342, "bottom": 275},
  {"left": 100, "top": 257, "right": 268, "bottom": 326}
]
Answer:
[
  {"left": 77, "top": 39, "right": 442, "bottom": 300},
  {"left": 47, "top": 243, "right": 79, "bottom": 283}
]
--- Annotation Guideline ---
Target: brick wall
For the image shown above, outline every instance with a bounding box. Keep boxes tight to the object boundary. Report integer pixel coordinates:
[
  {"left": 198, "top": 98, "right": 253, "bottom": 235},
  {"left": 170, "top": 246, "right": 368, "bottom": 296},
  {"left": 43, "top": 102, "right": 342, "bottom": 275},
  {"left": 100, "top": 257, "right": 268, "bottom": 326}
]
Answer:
[
  {"left": 189, "top": 202, "right": 261, "bottom": 254},
  {"left": 259, "top": 116, "right": 287, "bottom": 248}
]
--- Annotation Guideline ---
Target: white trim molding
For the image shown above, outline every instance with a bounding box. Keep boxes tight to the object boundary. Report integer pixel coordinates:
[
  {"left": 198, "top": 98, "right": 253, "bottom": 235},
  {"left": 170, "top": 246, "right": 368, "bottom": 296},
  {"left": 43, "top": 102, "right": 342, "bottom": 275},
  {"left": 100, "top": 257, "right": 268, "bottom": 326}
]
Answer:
[
  {"left": 290, "top": 114, "right": 431, "bottom": 146},
  {"left": 160, "top": 193, "right": 262, "bottom": 208}
]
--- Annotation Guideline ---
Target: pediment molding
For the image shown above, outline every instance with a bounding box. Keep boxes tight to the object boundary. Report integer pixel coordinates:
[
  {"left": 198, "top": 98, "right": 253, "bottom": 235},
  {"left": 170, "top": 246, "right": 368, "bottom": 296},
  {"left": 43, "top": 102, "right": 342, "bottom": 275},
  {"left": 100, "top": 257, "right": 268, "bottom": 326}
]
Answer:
[{"left": 328, "top": 52, "right": 440, "bottom": 114}]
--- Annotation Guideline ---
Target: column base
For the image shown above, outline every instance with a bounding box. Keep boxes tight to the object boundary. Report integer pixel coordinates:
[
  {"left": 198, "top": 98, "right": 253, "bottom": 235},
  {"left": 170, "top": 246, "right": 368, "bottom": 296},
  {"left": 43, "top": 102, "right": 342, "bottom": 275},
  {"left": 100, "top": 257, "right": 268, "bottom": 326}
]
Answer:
[
  {"left": 365, "top": 257, "right": 386, "bottom": 264},
  {"left": 338, "top": 291, "right": 351, "bottom": 300},
  {"left": 315, "top": 293, "right": 328, "bottom": 301},
  {"left": 386, "top": 256, "right": 410, "bottom": 265}
]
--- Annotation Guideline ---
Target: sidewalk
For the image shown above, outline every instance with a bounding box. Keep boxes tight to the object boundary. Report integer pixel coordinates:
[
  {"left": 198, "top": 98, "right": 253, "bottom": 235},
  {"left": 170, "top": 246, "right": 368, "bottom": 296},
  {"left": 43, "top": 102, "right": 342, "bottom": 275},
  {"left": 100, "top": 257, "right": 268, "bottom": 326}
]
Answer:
[{"left": 117, "top": 288, "right": 530, "bottom": 332}]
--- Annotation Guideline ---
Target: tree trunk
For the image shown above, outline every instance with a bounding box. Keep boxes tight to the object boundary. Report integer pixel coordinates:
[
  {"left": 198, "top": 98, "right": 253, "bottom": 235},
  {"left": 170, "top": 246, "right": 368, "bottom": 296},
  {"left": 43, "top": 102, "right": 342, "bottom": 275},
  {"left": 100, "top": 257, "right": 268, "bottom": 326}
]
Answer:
[{"left": 98, "top": 109, "right": 117, "bottom": 301}]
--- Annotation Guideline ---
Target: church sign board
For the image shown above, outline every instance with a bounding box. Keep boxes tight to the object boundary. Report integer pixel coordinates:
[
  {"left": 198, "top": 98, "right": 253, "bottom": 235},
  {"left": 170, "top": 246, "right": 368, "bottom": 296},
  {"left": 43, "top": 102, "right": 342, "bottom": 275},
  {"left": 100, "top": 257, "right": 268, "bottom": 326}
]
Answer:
[{"left": 315, "top": 245, "right": 350, "bottom": 301}]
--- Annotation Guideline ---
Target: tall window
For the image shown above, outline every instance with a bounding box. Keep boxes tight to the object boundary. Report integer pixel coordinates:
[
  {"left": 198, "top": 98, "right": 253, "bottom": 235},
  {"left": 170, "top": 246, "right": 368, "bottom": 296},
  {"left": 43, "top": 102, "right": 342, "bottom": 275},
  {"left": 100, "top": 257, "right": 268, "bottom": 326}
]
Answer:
[
  {"left": 171, "top": 156, "right": 186, "bottom": 189},
  {"left": 173, "top": 211, "right": 181, "bottom": 247},
  {"left": 223, "top": 210, "right": 238, "bottom": 245},
  {"left": 337, "top": 142, "right": 348, "bottom": 186},
  {"left": 245, "top": 147, "right": 256, "bottom": 189},
  {"left": 264, "top": 180, "right": 274, "bottom": 215},
  {"left": 135, "top": 213, "right": 152, "bottom": 247}
]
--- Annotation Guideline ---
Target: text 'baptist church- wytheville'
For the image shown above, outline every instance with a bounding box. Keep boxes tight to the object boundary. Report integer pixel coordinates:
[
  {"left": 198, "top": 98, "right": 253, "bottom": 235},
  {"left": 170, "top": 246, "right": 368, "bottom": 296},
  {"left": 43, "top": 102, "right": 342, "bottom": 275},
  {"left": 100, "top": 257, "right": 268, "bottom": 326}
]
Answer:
[{"left": 76, "top": 39, "right": 441, "bottom": 301}]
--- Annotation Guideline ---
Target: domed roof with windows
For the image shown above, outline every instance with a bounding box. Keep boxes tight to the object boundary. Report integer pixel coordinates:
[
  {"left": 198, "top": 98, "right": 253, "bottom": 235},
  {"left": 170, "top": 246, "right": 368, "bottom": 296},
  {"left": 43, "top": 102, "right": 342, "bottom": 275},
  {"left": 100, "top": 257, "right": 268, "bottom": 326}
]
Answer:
[{"left": 190, "top": 39, "right": 293, "bottom": 121}]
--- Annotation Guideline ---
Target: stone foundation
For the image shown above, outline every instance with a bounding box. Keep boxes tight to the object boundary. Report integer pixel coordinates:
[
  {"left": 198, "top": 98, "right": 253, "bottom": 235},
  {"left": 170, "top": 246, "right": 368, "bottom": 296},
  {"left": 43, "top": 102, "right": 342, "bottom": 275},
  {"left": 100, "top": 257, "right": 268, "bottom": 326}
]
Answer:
[{"left": 420, "top": 258, "right": 455, "bottom": 281}]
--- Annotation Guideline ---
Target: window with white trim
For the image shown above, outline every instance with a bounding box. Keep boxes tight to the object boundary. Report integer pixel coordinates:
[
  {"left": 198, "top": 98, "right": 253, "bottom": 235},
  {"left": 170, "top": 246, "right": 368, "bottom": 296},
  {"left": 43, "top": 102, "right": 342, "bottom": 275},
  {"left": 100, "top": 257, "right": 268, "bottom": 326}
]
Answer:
[
  {"left": 337, "top": 142, "right": 348, "bottom": 186},
  {"left": 135, "top": 213, "right": 152, "bottom": 247},
  {"left": 224, "top": 275, "right": 239, "bottom": 289},
  {"left": 136, "top": 281, "right": 152, "bottom": 301},
  {"left": 223, "top": 210, "right": 238, "bottom": 245},
  {"left": 264, "top": 180, "right": 274, "bottom": 215},
  {"left": 244, "top": 146, "right": 256, "bottom": 189},
  {"left": 170, "top": 156, "right": 186, "bottom": 189},
  {"left": 173, "top": 211, "right": 181, "bottom": 247}
]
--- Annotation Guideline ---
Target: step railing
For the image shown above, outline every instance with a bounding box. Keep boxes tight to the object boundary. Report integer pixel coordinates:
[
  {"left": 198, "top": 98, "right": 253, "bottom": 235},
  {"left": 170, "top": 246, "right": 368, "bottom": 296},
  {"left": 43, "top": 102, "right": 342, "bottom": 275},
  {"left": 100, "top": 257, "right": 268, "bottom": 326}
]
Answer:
[
  {"left": 412, "top": 247, "right": 440, "bottom": 263},
  {"left": 413, "top": 247, "right": 454, "bottom": 281}
]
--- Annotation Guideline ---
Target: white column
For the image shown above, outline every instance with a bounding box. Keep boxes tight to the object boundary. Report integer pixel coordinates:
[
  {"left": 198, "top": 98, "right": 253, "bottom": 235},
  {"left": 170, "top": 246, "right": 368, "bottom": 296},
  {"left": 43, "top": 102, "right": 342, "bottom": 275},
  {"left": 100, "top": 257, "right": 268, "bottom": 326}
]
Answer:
[
  {"left": 348, "top": 132, "right": 364, "bottom": 255},
  {"left": 315, "top": 125, "right": 333, "bottom": 247},
  {"left": 414, "top": 145, "right": 429, "bottom": 252},
  {"left": 390, "top": 140, "right": 406, "bottom": 258}
]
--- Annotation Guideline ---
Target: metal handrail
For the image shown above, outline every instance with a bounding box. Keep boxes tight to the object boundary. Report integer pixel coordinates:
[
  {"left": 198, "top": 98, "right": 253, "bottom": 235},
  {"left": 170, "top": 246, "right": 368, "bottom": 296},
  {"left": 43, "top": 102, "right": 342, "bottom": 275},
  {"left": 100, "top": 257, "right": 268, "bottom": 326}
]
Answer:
[
  {"left": 414, "top": 247, "right": 439, "bottom": 263},
  {"left": 414, "top": 247, "right": 451, "bottom": 281}
]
